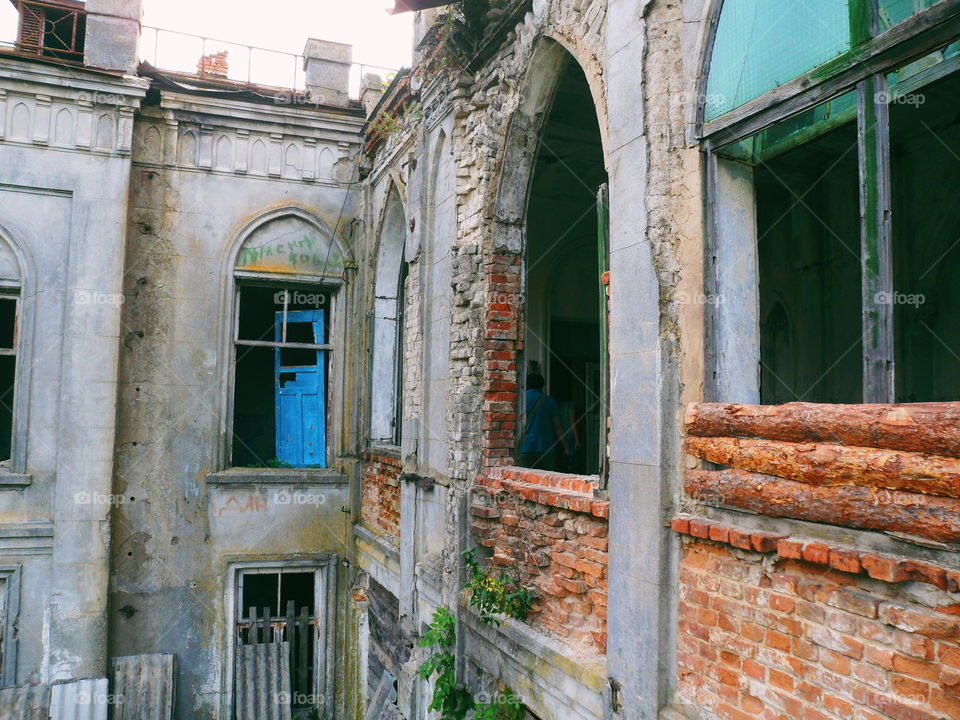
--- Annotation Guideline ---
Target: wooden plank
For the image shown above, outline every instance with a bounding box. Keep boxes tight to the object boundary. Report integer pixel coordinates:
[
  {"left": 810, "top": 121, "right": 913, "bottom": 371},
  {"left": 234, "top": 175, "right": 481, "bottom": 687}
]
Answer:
[
  {"left": 248, "top": 607, "right": 258, "bottom": 645},
  {"left": 285, "top": 599, "right": 296, "bottom": 684},
  {"left": 858, "top": 74, "right": 895, "bottom": 402},
  {"left": 684, "top": 401, "right": 960, "bottom": 457},
  {"left": 686, "top": 469, "right": 960, "bottom": 543},
  {"left": 298, "top": 606, "right": 309, "bottom": 696},
  {"left": 685, "top": 436, "right": 960, "bottom": 498},
  {"left": 262, "top": 606, "right": 271, "bottom": 644}
]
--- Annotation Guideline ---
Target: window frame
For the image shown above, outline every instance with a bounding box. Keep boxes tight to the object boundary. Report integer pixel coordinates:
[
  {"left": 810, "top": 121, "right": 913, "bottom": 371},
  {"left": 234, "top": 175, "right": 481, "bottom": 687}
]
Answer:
[
  {"left": 223, "top": 556, "right": 337, "bottom": 720},
  {"left": 0, "top": 563, "right": 21, "bottom": 687},
  {"left": 699, "top": 0, "right": 960, "bottom": 403},
  {"left": 227, "top": 277, "right": 339, "bottom": 470}
]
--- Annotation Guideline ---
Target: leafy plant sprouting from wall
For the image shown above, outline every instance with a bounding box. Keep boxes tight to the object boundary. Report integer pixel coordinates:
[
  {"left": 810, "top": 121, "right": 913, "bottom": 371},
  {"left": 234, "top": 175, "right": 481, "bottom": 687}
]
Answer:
[
  {"left": 463, "top": 549, "right": 534, "bottom": 625},
  {"left": 419, "top": 607, "right": 526, "bottom": 720},
  {"left": 417, "top": 550, "right": 533, "bottom": 719}
]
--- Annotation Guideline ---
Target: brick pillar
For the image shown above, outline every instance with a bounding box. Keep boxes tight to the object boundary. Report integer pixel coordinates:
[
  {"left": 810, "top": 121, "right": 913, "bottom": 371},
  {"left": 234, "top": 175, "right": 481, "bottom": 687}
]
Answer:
[{"left": 481, "top": 251, "right": 522, "bottom": 470}]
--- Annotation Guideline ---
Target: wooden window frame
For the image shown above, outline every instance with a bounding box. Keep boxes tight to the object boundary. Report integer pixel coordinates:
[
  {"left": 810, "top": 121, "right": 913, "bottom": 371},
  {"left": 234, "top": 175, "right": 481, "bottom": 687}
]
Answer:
[{"left": 700, "top": 0, "right": 960, "bottom": 403}]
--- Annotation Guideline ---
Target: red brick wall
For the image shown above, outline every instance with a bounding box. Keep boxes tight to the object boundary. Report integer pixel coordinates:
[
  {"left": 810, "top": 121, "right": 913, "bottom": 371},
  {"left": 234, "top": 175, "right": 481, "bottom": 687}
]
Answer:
[
  {"left": 361, "top": 451, "right": 401, "bottom": 543},
  {"left": 471, "top": 468, "right": 609, "bottom": 654},
  {"left": 677, "top": 537, "right": 960, "bottom": 720},
  {"left": 482, "top": 251, "right": 521, "bottom": 470}
]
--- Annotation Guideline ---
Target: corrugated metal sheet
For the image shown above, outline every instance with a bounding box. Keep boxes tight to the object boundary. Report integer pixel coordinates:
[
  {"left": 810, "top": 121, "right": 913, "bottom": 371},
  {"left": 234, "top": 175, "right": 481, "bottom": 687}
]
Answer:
[
  {"left": 235, "top": 641, "right": 291, "bottom": 720},
  {"left": 0, "top": 683, "right": 50, "bottom": 720},
  {"left": 111, "top": 654, "right": 175, "bottom": 720},
  {"left": 49, "top": 678, "right": 108, "bottom": 720}
]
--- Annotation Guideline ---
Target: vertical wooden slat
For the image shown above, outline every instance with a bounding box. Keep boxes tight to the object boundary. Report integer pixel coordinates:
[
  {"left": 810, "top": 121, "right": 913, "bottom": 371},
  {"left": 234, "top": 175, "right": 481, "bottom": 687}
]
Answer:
[
  {"left": 285, "top": 599, "right": 296, "bottom": 693},
  {"left": 248, "top": 607, "right": 258, "bottom": 644},
  {"left": 262, "top": 606, "right": 271, "bottom": 644},
  {"left": 858, "top": 75, "right": 895, "bottom": 403},
  {"left": 298, "top": 606, "right": 309, "bottom": 696}
]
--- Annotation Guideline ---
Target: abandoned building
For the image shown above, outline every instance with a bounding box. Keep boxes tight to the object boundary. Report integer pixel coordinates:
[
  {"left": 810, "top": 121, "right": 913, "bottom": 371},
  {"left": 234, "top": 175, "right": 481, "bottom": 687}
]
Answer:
[{"left": 0, "top": 0, "right": 958, "bottom": 717}]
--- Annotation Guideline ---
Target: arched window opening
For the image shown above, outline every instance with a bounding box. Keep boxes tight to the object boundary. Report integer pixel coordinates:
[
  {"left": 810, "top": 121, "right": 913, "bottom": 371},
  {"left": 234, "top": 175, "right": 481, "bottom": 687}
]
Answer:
[
  {"left": 519, "top": 55, "right": 608, "bottom": 476},
  {"left": 703, "top": 2, "right": 960, "bottom": 404},
  {"left": 370, "top": 190, "right": 407, "bottom": 446},
  {"left": 230, "top": 211, "right": 347, "bottom": 468}
]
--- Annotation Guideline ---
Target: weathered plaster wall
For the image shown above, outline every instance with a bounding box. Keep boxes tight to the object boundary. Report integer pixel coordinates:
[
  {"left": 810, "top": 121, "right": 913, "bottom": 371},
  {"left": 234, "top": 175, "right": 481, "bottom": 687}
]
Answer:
[
  {"left": 0, "top": 58, "right": 148, "bottom": 684},
  {"left": 111, "top": 96, "right": 364, "bottom": 718}
]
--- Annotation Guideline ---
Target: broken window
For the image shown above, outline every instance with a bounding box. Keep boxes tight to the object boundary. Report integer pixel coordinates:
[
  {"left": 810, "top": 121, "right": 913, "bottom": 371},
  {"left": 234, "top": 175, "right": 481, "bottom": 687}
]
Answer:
[
  {"left": 14, "top": 0, "right": 86, "bottom": 62},
  {"left": 0, "top": 291, "right": 18, "bottom": 462},
  {"left": 232, "top": 285, "right": 330, "bottom": 468},
  {"left": 235, "top": 567, "right": 323, "bottom": 712},
  {"left": 704, "top": 2, "right": 960, "bottom": 403},
  {"left": 519, "top": 56, "right": 608, "bottom": 477}
]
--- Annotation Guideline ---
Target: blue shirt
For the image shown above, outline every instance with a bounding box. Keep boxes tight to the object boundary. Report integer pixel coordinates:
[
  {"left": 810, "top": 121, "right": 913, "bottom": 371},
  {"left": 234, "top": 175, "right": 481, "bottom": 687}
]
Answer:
[{"left": 520, "top": 389, "right": 560, "bottom": 454}]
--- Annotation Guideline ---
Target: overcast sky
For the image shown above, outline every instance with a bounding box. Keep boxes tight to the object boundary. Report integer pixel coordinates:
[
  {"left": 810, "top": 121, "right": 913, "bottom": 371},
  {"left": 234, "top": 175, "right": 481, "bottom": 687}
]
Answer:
[{"left": 0, "top": 1, "right": 413, "bottom": 87}]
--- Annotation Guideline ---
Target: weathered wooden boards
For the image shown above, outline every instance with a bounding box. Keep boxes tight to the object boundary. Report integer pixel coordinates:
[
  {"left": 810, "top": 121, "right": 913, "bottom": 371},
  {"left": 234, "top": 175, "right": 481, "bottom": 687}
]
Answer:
[
  {"left": 683, "top": 402, "right": 960, "bottom": 542},
  {"left": 686, "top": 469, "right": 960, "bottom": 543},
  {"left": 684, "top": 402, "right": 960, "bottom": 457},
  {"left": 685, "top": 436, "right": 960, "bottom": 498}
]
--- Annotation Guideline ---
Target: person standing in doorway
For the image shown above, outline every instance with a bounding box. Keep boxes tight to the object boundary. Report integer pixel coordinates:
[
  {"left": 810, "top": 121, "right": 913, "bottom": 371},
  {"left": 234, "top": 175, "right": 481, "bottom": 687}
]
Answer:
[{"left": 518, "top": 373, "right": 564, "bottom": 471}]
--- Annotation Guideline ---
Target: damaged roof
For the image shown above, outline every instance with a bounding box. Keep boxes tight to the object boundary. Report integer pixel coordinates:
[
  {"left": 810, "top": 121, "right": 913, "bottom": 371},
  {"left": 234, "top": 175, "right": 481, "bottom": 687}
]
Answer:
[{"left": 389, "top": 0, "right": 453, "bottom": 14}]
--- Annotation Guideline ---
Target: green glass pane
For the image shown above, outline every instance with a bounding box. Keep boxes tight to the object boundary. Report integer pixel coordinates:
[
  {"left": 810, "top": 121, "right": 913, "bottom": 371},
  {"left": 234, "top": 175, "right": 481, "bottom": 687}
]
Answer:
[
  {"left": 878, "top": 0, "right": 944, "bottom": 33},
  {"left": 706, "top": 0, "right": 852, "bottom": 121}
]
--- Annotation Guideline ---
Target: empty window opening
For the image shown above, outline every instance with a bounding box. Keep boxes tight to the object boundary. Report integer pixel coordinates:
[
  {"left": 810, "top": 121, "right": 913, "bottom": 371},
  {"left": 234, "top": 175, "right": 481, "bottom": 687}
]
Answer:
[
  {"left": 520, "top": 57, "right": 608, "bottom": 476},
  {"left": 232, "top": 285, "right": 330, "bottom": 468},
  {"left": 719, "top": 91, "right": 863, "bottom": 403},
  {"left": 235, "top": 568, "right": 320, "bottom": 712},
  {"left": 890, "top": 62, "right": 960, "bottom": 401},
  {"left": 0, "top": 292, "right": 18, "bottom": 462}
]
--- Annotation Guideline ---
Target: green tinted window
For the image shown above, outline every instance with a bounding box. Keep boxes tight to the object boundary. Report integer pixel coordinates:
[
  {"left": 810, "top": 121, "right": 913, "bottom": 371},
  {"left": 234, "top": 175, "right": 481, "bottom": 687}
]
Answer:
[
  {"left": 878, "top": 0, "right": 946, "bottom": 32},
  {"left": 705, "top": 0, "right": 853, "bottom": 121}
]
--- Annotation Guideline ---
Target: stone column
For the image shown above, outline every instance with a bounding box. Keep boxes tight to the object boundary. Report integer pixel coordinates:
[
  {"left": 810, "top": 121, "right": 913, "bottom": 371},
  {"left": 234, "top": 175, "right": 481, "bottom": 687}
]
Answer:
[
  {"left": 361, "top": 73, "right": 385, "bottom": 118},
  {"left": 303, "top": 39, "right": 353, "bottom": 108},
  {"left": 84, "top": 0, "right": 143, "bottom": 74}
]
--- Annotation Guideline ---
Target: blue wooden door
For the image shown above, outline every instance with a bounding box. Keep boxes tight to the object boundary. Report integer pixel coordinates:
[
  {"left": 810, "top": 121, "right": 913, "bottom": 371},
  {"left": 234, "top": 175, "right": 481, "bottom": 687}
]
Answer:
[{"left": 275, "top": 310, "right": 326, "bottom": 467}]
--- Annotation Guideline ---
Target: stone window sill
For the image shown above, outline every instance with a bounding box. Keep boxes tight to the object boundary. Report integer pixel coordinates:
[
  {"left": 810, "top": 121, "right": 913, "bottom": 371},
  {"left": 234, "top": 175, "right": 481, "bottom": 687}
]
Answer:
[
  {"left": 206, "top": 467, "right": 347, "bottom": 486},
  {"left": 0, "top": 471, "right": 31, "bottom": 489}
]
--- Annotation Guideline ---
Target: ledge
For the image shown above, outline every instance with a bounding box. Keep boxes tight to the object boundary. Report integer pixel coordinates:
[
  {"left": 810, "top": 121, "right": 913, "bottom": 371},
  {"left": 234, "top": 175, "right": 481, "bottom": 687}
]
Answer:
[
  {"left": 475, "top": 467, "right": 608, "bottom": 518},
  {"left": 206, "top": 468, "right": 348, "bottom": 486},
  {"left": 0, "top": 472, "right": 32, "bottom": 489},
  {"left": 672, "top": 514, "right": 960, "bottom": 592}
]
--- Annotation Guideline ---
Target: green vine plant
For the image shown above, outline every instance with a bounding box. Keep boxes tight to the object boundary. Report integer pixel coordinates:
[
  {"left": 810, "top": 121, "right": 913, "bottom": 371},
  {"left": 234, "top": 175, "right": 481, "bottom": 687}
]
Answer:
[
  {"left": 417, "top": 551, "right": 534, "bottom": 719},
  {"left": 419, "top": 607, "right": 526, "bottom": 720},
  {"left": 463, "top": 549, "right": 534, "bottom": 626}
]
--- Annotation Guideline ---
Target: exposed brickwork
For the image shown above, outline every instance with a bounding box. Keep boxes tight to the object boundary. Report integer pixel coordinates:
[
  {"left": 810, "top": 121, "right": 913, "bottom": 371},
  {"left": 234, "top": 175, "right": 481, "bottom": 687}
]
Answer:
[
  {"left": 471, "top": 468, "right": 609, "bottom": 654},
  {"left": 677, "top": 537, "right": 960, "bottom": 720},
  {"left": 361, "top": 451, "right": 402, "bottom": 543},
  {"left": 481, "top": 251, "right": 522, "bottom": 470},
  {"left": 197, "top": 51, "right": 229, "bottom": 77},
  {"left": 672, "top": 516, "right": 960, "bottom": 593}
]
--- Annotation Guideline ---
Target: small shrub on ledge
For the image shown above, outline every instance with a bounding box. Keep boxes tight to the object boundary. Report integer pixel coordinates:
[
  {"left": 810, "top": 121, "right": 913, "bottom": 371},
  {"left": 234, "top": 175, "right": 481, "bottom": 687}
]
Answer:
[{"left": 463, "top": 549, "right": 534, "bottom": 625}]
